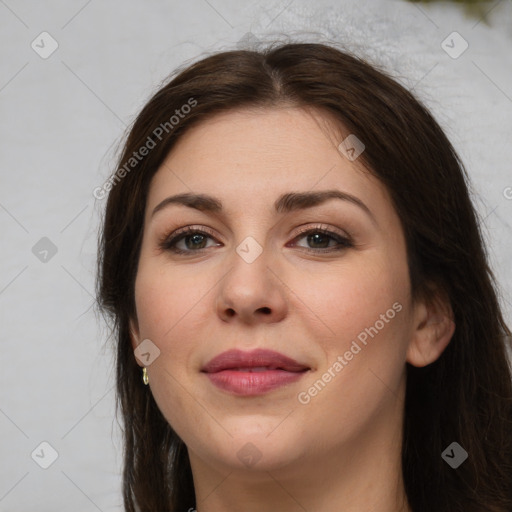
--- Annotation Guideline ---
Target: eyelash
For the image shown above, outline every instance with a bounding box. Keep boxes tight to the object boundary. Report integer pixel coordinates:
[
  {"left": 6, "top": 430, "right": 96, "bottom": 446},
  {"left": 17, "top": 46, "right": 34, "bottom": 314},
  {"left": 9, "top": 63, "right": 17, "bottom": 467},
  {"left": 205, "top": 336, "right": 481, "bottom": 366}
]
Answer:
[{"left": 158, "top": 224, "right": 353, "bottom": 255}]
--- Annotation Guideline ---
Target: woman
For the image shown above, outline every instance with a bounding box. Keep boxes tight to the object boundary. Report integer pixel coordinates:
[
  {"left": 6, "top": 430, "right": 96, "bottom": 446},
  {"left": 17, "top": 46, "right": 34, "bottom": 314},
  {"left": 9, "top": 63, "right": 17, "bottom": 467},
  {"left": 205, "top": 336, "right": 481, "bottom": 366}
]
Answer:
[{"left": 96, "top": 41, "right": 512, "bottom": 512}]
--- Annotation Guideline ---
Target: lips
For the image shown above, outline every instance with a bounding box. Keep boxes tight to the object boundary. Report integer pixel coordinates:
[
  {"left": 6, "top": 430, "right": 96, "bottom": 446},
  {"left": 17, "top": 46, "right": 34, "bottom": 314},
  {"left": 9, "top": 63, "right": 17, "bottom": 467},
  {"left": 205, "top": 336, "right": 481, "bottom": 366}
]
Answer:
[
  {"left": 201, "top": 349, "right": 310, "bottom": 396},
  {"left": 201, "top": 348, "right": 310, "bottom": 374}
]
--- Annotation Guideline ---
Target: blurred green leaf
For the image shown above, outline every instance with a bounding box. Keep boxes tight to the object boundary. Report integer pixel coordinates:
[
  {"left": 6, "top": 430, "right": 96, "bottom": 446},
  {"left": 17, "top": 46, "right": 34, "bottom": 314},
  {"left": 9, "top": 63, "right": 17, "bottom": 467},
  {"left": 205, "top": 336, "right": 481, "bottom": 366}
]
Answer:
[{"left": 405, "top": 0, "right": 497, "bottom": 23}]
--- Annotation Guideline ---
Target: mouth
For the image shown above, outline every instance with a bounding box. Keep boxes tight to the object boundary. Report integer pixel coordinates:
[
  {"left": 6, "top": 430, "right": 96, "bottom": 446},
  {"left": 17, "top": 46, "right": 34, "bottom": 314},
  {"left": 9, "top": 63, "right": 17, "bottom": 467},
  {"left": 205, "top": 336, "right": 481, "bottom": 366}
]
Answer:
[
  {"left": 201, "top": 348, "right": 310, "bottom": 396},
  {"left": 201, "top": 348, "right": 310, "bottom": 373},
  {"left": 221, "top": 366, "right": 304, "bottom": 372}
]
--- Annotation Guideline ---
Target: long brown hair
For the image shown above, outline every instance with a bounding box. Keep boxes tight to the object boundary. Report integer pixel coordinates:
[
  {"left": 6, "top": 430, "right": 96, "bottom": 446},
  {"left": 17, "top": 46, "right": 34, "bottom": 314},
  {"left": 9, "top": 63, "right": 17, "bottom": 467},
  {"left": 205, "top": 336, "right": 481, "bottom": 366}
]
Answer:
[{"left": 96, "top": 41, "right": 512, "bottom": 512}]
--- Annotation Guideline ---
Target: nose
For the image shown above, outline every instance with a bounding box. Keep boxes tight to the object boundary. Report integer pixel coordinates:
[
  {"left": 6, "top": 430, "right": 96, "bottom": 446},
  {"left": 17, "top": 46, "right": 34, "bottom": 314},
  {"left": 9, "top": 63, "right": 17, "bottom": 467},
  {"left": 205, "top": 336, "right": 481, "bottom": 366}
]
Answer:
[{"left": 215, "top": 247, "right": 288, "bottom": 325}]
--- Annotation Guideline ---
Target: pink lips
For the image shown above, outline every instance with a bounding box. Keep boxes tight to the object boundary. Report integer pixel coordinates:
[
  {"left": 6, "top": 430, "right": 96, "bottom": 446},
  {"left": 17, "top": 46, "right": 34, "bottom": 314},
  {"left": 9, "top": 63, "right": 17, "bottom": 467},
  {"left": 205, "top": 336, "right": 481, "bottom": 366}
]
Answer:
[{"left": 201, "top": 348, "right": 310, "bottom": 396}]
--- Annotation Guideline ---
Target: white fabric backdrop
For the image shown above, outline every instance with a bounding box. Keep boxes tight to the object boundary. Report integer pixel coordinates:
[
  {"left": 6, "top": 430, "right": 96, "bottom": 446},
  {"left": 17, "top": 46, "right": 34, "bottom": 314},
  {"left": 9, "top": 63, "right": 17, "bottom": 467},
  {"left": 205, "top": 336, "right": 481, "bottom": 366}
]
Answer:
[{"left": 1, "top": 0, "right": 511, "bottom": 510}]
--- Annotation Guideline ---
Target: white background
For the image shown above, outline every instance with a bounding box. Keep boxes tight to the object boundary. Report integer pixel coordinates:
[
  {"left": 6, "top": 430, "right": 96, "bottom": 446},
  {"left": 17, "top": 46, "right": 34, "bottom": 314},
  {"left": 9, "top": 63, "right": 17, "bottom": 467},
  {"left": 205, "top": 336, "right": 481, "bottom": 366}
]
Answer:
[{"left": 1, "top": 0, "right": 511, "bottom": 510}]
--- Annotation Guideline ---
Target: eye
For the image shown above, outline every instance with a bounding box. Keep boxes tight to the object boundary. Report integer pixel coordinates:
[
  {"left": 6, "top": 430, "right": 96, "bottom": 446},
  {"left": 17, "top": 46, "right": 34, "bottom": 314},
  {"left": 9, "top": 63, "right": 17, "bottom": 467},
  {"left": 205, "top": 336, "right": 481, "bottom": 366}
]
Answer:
[
  {"left": 158, "top": 224, "right": 353, "bottom": 255},
  {"left": 289, "top": 225, "right": 353, "bottom": 253},
  {"left": 158, "top": 226, "right": 220, "bottom": 254}
]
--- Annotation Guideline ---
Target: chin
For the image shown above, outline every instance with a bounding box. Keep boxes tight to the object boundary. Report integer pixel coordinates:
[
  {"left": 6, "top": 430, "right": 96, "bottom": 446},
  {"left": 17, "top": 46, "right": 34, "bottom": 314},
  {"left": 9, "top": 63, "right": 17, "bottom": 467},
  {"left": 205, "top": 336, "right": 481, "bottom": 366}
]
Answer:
[{"left": 212, "top": 430, "right": 304, "bottom": 473}]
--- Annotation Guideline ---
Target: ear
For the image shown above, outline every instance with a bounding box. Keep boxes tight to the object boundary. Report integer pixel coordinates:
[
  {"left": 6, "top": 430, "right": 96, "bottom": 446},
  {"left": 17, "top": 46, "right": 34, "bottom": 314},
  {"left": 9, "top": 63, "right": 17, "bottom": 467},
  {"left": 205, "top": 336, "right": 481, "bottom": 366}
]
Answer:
[
  {"left": 129, "top": 318, "right": 144, "bottom": 368},
  {"left": 406, "top": 284, "right": 456, "bottom": 367}
]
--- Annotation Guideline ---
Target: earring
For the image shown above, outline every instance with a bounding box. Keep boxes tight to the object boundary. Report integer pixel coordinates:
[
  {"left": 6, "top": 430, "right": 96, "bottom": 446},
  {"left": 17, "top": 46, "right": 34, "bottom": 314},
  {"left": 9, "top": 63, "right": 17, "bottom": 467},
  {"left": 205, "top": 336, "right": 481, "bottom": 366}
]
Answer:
[{"left": 142, "top": 367, "right": 149, "bottom": 385}]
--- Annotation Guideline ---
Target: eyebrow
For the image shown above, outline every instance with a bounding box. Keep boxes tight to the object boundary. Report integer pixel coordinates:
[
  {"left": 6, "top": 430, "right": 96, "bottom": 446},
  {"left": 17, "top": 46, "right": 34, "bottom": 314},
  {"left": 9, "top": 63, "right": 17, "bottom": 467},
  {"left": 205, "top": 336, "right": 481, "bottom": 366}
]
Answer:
[{"left": 151, "top": 190, "right": 377, "bottom": 225}]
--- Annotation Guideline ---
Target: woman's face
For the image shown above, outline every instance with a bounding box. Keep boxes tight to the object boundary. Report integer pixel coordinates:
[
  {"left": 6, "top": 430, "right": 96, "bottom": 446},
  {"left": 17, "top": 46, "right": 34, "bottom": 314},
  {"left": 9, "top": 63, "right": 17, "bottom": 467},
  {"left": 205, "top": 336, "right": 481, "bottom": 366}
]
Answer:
[{"left": 131, "top": 107, "right": 420, "bottom": 475}]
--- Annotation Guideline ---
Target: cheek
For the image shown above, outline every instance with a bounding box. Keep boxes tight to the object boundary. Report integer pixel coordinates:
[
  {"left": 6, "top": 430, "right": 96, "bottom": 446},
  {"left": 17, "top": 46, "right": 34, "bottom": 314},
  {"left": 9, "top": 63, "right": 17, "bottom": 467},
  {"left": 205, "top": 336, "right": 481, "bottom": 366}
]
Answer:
[
  {"left": 134, "top": 266, "right": 209, "bottom": 436},
  {"left": 291, "top": 254, "right": 411, "bottom": 423},
  {"left": 133, "top": 262, "right": 197, "bottom": 390},
  {"left": 292, "top": 250, "right": 410, "bottom": 349},
  {"left": 134, "top": 258, "right": 208, "bottom": 343}
]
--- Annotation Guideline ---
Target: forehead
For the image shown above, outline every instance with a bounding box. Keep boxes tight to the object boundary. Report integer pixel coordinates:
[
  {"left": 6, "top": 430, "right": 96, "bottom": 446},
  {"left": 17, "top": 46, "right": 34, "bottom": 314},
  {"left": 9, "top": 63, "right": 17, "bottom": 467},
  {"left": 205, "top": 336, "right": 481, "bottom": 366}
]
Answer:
[{"left": 146, "top": 107, "right": 391, "bottom": 219}]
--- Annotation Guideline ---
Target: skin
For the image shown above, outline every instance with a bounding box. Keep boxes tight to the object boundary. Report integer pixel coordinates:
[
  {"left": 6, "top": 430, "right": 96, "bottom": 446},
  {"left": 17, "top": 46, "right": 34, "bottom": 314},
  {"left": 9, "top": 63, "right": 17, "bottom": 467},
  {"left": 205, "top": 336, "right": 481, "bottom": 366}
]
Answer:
[{"left": 130, "top": 107, "right": 455, "bottom": 512}]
